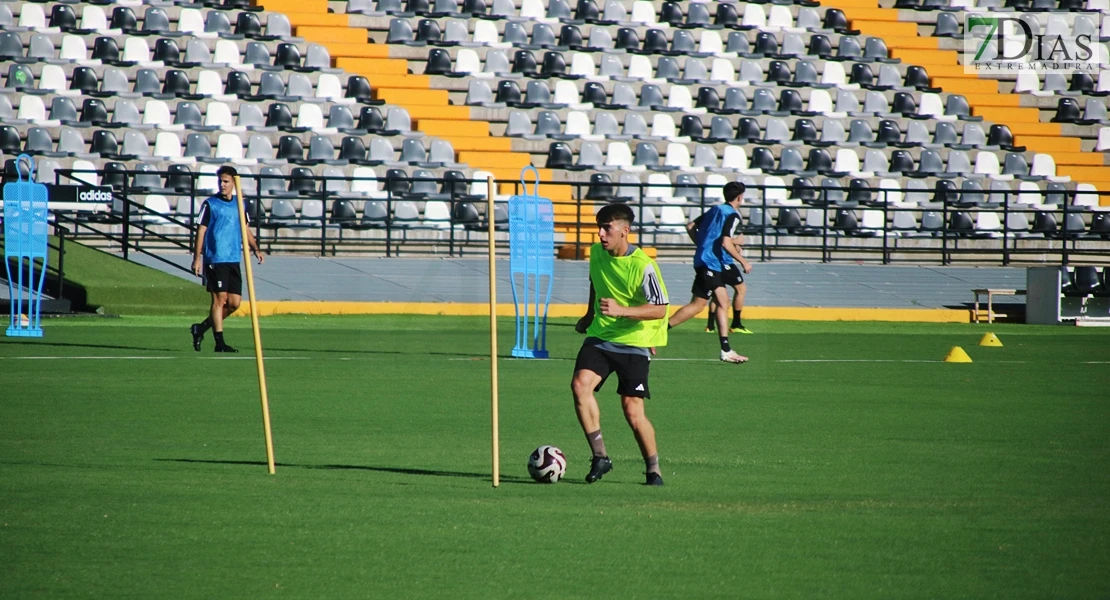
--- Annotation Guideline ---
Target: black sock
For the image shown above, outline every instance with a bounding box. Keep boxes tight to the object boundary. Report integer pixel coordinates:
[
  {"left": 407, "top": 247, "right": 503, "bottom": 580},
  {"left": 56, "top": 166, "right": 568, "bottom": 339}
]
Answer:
[
  {"left": 719, "top": 336, "right": 731, "bottom": 352},
  {"left": 732, "top": 309, "right": 742, "bottom": 328},
  {"left": 214, "top": 331, "right": 225, "bottom": 346},
  {"left": 197, "top": 317, "right": 213, "bottom": 334},
  {"left": 706, "top": 312, "right": 715, "bottom": 330},
  {"left": 645, "top": 454, "right": 661, "bottom": 476},
  {"left": 586, "top": 429, "right": 607, "bottom": 458}
]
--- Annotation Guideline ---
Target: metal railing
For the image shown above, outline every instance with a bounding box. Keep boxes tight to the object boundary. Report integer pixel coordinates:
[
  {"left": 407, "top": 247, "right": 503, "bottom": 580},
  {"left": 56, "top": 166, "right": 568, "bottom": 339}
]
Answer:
[{"left": 36, "top": 167, "right": 1110, "bottom": 266}]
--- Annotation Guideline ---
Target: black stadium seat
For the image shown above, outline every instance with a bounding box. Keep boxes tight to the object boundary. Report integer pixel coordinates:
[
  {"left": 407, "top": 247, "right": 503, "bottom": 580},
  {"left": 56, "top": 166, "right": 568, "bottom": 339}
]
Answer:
[
  {"left": 49, "top": 4, "right": 78, "bottom": 30},
  {"left": 1052, "top": 98, "right": 1081, "bottom": 123},
  {"left": 715, "top": 3, "right": 739, "bottom": 27},
  {"left": 153, "top": 38, "right": 181, "bottom": 63},
  {"left": 276, "top": 135, "right": 304, "bottom": 161},
  {"left": 92, "top": 37, "right": 120, "bottom": 63},
  {"left": 110, "top": 6, "right": 138, "bottom": 30},
  {"left": 512, "top": 50, "right": 537, "bottom": 75},
  {"left": 162, "top": 70, "right": 192, "bottom": 96},
  {"left": 102, "top": 162, "right": 128, "bottom": 189},
  {"left": 225, "top": 72, "right": 253, "bottom": 97},
  {"left": 236, "top": 12, "right": 263, "bottom": 36},
  {"left": 659, "top": 2, "right": 682, "bottom": 26},
  {"left": 91, "top": 130, "right": 120, "bottom": 156},
  {"left": 165, "top": 164, "right": 193, "bottom": 192},
  {"left": 358, "top": 106, "right": 385, "bottom": 132},
  {"left": 70, "top": 67, "right": 99, "bottom": 94},
  {"left": 545, "top": 142, "right": 573, "bottom": 168},
  {"left": 575, "top": 0, "right": 599, "bottom": 22},
  {"left": 496, "top": 80, "right": 522, "bottom": 104},
  {"left": 289, "top": 167, "right": 315, "bottom": 194},
  {"left": 988, "top": 124, "right": 1014, "bottom": 148},
  {"left": 559, "top": 25, "right": 582, "bottom": 48},
  {"left": 541, "top": 52, "right": 566, "bottom": 77},
  {"left": 424, "top": 49, "right": 453, "bottom": 75},
  {"left": 1064, "top": 267, "right": 1100, "bottom": 296},
  {"left": 267, "top": 104, "right": 294, "bottom": 129}
]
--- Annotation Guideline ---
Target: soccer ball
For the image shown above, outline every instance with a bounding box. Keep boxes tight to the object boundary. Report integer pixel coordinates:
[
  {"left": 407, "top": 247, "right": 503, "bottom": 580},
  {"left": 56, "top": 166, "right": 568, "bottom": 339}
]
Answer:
[{"left": 527, "top": 445, "right": 567, "bottom": 483}]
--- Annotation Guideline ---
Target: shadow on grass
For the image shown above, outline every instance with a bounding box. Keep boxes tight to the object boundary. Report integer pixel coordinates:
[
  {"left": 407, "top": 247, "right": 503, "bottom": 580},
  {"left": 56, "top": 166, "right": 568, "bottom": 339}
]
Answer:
[
  {"left": 155, "top": 458, "right": 547, "bottom": 484},
  {"left": 4, "top": 341, "right": 181, "bottom": 352},
  {"left": 265, "top": 347, "right": 491, "bottom": 359}
]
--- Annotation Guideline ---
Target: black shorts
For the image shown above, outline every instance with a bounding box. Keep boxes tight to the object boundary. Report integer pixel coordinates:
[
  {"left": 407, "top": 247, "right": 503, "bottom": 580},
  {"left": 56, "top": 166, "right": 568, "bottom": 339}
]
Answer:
[
  {"left": 574, "top": 343, "right": 652, "bottom": 399},
  {"left": 690, "top": 266, "right": 724, "bottom": 300},
  {"left": 205, "top": 262, "right": 242, "bottom": 295},
  {"left": 721, "top": 264, "right": 745, "bottom": 287}
]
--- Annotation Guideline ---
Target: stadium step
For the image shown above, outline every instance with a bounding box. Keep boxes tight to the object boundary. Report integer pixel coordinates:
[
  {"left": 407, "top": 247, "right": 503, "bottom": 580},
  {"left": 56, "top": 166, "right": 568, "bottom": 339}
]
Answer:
[
  {"left": 256, "top": 0, "right": 327, "bottom": 12},
  {"left": 882, "top": 36, "right": 941, "bottom": 50},
  {"left": 417, "top": 121, "right": 490, "bottom": 138},
  {"left": 366, "top": 75, "right": 431, "bottom": 90},
  {"left": 376, "top": 89, "right": 451, "bottom": 106},
  {"left": 931, "top": 78, "right": 1000, "bottom": 95},
  {"left": 295, "top": 26, "right": 368, "bottom": 45},
  {"left": 1054, "top": 153, "right": 1110, "bottom": 167},
  {"left": 962, "top": 94, "right": 1020, "bottom": 107},
  {"left": 334, "top": 58, "right": 408, "bottom": 75},
  {"left": 1006, "top": 123, "right": 1063, "bottom": 136},
  {"left": 852, "top": 21, "right": 917, "bottom": 36},
  {"left": 924, "top": 65, "right": 980, "bottom": 79},
  {"left": 836, "top": 8, "right": 901, "bottom": 21},
  {"left": 889, "top": 48, "right": 959, "bottom": 65},
  {"left": 973, "top": 107, "right": 1042, "bottom": 123},
  {"left": 828, "top": 0, "right": 886, "bottom": 7},
  {"left": 279, "top": 12, "right": 350, "bottom": 26},
  {"left": 1015, "top": 137, "right": 1082, "bottom": 153},
  {"left": 322, "top": 44, "right": 391, "bottom": 59},
  {"left": 459, "top": 152, "right": 532, "bottom": 169},
  {"left": 404, "top": 105, "right": 471, "bottom": 121},
  {"left": 447, "top": 138, "right": 513, "bottom": 152},
  {"left": 1058, "top": 167, "right": 1110, "bottom": 184}
]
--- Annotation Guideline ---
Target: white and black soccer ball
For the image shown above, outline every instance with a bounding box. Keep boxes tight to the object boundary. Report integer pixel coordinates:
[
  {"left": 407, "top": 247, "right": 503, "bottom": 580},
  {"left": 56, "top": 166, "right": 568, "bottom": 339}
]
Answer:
[{"left": 527, "top": 445, "right": 567, "bottom": 483}]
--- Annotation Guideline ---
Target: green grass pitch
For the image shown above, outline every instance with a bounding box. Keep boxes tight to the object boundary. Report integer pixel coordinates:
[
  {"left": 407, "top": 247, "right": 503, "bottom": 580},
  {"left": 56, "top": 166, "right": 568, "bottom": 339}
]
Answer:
[{"left": 0, "top": 316, "right": 1107, "bottom": 599}]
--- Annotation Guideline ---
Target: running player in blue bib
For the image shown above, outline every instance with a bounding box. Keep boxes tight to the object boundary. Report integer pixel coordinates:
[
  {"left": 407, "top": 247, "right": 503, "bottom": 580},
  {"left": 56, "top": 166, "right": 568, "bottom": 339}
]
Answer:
[
  {"left": 189, "top": 166, "right": 264, "bottom": 353},
  {"left": 666, "top": 182, "right": 750, "bottom": 363}
]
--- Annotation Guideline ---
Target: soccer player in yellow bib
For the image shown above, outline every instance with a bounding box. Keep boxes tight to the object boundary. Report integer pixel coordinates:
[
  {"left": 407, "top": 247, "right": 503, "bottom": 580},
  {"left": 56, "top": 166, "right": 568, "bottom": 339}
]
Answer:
[{"left": 572, "top": 203, "right": 669, "bottom": 486}]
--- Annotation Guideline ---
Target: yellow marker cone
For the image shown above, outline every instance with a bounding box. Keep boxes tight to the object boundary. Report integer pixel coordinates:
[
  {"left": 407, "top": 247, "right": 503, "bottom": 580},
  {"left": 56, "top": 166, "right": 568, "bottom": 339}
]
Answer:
[
  {"left": 978, "top": 332, "right": 1003, "bottom": 347},
  {"left": 944, "top": 346, "right": 973, "bottom": 363}
]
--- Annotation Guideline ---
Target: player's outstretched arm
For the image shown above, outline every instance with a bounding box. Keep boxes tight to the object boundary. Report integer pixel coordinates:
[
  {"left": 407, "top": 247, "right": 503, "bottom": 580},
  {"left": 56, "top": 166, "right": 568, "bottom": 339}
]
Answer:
[
  {"left": 246, "top": 227, "right": 264, "bottom": 265},
  {"left": 685, "top": 220, "right": 699, "bottom": 244},
  {"left": 599, "top": 298, "right": 668, "bottom": 321},
  {"left": 576, "top": 282, "right": 596, "bottom": 334},
  {"left": 722, "top": 236, "right": 752, "bottom": 273},
  {"left": 191, "top": 224, "right": 207, "bottom": 277}
]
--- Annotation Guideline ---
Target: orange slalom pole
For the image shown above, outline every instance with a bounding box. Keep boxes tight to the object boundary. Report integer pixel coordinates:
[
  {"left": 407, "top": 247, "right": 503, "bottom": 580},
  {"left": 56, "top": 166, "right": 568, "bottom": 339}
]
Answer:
[
  {"left": 488, "top": 175, "right": 500, "bottom": 488},
  {"left": 234, "top": 176, "right": 276, "bottom": 475}
]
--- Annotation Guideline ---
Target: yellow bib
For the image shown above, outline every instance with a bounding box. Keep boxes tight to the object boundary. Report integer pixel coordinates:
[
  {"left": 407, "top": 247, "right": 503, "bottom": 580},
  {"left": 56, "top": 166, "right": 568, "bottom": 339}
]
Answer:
[{"left": 586, "top": 243, "right": 669, "bottom": 348}]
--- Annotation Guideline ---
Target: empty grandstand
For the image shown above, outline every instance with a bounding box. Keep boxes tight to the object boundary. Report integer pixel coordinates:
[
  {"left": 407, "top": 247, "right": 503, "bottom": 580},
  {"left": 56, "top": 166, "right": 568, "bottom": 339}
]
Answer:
[{"left": 0, "top": 0, "right": 1108, "bottom": 266}]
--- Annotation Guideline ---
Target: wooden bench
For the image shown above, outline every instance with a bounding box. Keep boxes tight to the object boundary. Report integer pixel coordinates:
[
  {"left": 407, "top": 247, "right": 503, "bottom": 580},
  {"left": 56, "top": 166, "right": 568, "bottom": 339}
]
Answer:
[{"left": 972, "top": 288, "right": 1026, "bottom": 323}]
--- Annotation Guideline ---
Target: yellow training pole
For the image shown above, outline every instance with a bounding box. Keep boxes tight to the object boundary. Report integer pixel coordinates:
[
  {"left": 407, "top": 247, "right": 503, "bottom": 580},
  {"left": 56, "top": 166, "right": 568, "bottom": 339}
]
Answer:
[
  {"left": 234, "top": 176, "right": 276, "bottom": 475},
  {"left": 488, "top": 175, "right": 500, "bottom": 488}
]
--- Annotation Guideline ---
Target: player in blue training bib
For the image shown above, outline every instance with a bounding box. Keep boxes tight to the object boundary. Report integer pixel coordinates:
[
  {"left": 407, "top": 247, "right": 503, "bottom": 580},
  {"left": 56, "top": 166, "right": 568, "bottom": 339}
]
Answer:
[
  {"left": 666, "top": 182, "right": 751, "bottom": 364},
  {"left": 189, "top": 165, "right": 264, "bottom": 353}
]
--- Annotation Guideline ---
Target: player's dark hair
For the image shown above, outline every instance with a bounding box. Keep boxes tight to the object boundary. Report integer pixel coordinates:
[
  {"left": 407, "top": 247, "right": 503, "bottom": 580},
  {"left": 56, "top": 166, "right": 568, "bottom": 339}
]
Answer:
[
  {"left": 723, "top": 182, "right": 746, "bottom": 202},
  {"left": 216, "top": 165, "right": 238, "bottom": 179},
  {"left": 596, "top": 202, "right": 635, "bottom": 226}
]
